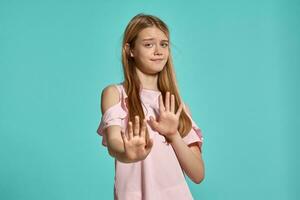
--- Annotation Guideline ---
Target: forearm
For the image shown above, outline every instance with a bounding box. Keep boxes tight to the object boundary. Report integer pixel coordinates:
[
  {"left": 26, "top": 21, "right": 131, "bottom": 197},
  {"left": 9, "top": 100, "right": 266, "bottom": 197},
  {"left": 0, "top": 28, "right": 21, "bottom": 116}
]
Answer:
[
  {"left": 107, "top": 139, "right": 135, "bottom": 163},
  {"left": 170, "top": 132, "right": 204, "bottom": 184}
]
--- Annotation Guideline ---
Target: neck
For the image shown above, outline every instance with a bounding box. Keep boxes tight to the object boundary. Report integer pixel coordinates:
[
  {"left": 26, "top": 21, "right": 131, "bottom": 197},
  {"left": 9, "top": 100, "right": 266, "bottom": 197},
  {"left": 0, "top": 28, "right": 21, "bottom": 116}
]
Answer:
[{"left": 135, "top": 67, "right": 159, "bottom": 91}]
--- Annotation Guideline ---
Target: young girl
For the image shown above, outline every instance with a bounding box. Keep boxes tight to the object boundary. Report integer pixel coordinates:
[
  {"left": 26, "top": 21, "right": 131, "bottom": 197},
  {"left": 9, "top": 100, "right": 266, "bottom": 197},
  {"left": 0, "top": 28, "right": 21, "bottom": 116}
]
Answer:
[{"left": 97, "top": 13, "right": 204, "bottom": 200}]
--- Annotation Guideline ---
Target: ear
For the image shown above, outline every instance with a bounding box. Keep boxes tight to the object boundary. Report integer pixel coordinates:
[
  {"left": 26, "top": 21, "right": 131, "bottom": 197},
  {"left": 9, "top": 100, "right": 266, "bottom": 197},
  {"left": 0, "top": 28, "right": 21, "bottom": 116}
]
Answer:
[{"left": 125, "top": 43, "right": 134, "bottom": 57}]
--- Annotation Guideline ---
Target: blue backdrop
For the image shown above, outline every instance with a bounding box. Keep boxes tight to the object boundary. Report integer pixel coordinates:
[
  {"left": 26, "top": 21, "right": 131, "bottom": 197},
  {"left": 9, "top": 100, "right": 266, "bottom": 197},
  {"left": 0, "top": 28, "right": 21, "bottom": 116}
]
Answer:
[{"left": 1, "top": 0, "right": 299, "bottom": 199}]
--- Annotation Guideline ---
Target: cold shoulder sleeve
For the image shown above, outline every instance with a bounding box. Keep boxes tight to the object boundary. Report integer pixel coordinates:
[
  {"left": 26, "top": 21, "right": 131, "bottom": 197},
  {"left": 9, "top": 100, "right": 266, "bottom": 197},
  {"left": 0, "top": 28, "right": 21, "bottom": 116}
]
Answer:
[
  {"left": 96, "top": 85, "right": 128, "bottom": 147},
  {"left": 182, "top": 106, "right": 204, "bottom": 152}
]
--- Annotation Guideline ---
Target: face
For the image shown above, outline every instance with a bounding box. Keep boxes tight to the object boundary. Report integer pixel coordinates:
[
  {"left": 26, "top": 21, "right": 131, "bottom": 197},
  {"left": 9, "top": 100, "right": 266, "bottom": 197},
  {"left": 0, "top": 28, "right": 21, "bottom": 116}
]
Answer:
[{"left": 129, "top": 27, "right": 169, "bottom": 74}]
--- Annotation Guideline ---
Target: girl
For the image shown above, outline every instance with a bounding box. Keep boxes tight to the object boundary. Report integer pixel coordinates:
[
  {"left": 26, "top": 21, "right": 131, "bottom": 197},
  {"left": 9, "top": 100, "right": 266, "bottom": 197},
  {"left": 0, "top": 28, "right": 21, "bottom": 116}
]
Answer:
[{"left": 97, "top": 13, "right": 204, "bottom": 200}]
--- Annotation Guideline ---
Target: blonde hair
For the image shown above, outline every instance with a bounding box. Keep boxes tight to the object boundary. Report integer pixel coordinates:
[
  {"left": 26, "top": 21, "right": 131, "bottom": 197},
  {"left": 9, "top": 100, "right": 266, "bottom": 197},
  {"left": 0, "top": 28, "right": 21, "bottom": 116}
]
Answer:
[{"left": 121, "top": 13, "right": 192, "bottom": 143}]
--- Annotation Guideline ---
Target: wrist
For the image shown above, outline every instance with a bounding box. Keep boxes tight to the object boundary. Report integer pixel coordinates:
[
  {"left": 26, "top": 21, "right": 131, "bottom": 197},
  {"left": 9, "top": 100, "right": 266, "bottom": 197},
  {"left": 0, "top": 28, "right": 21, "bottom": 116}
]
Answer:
[
  {"left": 166, "top": 131, "right": 181, "bottom": 144},
  {"left": 117, "top": 151, "right": 138, "bottom": 163}
]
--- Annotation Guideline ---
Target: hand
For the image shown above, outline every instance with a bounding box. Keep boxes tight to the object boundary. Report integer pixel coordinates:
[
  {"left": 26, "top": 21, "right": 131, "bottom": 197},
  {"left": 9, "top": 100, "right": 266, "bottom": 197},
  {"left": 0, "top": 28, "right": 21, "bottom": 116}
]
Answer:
[
  {"left": 147, "top": 91, "right": 183, "bottom": 142},
  {"left": 121, "top": 115, "right": 153, "bottom": 162}
]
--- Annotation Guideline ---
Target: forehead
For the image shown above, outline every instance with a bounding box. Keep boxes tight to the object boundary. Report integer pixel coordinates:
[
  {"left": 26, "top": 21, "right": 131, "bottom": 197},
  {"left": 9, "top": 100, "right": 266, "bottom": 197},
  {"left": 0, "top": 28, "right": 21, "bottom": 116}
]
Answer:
[{"left": 137, "top": 27, "right": 168, "bottom": 41}]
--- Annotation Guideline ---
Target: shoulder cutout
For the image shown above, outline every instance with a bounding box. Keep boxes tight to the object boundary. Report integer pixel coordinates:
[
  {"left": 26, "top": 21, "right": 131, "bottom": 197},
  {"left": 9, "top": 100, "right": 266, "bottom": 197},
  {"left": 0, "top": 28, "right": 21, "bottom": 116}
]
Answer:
[{"left": 101, "top": 84, "right": 121, "bottom": 115}]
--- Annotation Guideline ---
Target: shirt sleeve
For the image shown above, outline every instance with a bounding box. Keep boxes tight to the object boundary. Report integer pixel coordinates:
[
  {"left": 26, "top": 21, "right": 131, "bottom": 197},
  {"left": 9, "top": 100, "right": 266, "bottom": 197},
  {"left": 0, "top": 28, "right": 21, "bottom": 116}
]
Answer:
[
  {"left": 182, "top": 105, "right": 204, "bottom": 152},
  {"left": 96, "top": 97, "right": 128, "bottom": 147}
]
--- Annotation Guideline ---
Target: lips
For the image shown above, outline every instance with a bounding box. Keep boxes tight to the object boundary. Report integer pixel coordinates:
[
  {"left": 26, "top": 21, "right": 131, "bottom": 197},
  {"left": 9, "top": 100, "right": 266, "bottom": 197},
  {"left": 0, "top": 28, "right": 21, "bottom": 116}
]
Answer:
[{"left": 150, "top": 58, "right": 164, "bottom": 61}]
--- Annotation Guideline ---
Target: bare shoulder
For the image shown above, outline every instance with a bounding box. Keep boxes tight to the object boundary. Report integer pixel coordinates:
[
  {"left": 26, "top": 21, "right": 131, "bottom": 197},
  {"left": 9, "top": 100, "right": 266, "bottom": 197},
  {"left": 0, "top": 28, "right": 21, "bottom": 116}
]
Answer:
[{"left": 100, "top": 84, "right": 120, "bottom": 115}]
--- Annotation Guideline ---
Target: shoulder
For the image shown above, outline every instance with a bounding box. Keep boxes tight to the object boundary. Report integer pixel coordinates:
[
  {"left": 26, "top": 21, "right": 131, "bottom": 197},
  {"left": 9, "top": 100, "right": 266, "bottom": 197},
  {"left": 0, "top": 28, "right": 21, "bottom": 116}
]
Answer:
[{"left": 100, "top": 84, "right": 121, "bottom": 115}]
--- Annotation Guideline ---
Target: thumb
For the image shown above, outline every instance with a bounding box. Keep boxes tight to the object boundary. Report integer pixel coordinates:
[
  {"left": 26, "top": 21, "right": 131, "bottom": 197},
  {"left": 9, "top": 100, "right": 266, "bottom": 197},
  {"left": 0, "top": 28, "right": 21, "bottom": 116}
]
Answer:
[
  {"left": 148, "top": 116, "right": 159, "bottom": 130},
  {"left": 145, "top": 138, "right": 153, "bottom": 150}
]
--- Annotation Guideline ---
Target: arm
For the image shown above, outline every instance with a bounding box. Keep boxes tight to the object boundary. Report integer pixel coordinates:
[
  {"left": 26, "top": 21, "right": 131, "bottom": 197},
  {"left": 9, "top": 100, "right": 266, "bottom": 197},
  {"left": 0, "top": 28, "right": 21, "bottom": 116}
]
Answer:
[
  {"left": 147, "top": 92, "right": 205, "bottom": 183},
  {"left": 171, "top": 104, "right": 205, "bottom": 184},
  {"left": 101, "top": 85, "right": 134, "bottom": 163},
  {"left": 101, "top": 85, "right": 153, "bottom": 163},
  {"left": 169, "top": 132, "right": 205, "bottom": 184}
]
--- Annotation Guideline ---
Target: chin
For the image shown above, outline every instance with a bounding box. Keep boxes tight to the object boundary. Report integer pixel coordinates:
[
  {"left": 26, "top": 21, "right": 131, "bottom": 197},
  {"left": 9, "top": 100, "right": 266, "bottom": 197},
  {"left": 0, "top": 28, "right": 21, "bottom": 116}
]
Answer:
[
  {"left": 142, "top": 62, "right": 166, "bottom": 74},
  {"left": 151, "top": 65, "right": 165, "bottom": 73}
]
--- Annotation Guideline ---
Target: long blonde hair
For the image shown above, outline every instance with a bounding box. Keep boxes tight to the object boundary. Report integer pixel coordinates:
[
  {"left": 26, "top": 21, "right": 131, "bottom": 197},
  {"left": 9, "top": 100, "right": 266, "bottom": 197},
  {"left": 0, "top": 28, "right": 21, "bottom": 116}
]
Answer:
[{"left": 121, "top": 13, "right": 192, "bottom": 143}]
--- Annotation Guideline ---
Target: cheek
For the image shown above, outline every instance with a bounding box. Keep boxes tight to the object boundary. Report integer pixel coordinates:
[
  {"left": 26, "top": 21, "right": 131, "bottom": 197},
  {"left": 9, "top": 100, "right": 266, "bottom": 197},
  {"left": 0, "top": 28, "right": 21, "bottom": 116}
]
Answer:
[
  {"left": 134, "top": 54, "right": 151, "bottom": 68},
  {"left": 164, "top": 49, "right": 170, "bottom": 56},
  {"left": 139, "top": 52, "right": 152, "bottom": 62}
]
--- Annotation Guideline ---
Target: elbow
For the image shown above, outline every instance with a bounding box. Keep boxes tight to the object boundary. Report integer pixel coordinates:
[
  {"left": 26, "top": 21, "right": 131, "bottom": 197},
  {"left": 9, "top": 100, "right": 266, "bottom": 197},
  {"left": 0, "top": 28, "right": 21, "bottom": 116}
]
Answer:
[
  {"left": 193, "top": 174, "right": 205, "bottom": 184},
  {"left": 193, "top": 161, "right": 205, "bottom": 184}
]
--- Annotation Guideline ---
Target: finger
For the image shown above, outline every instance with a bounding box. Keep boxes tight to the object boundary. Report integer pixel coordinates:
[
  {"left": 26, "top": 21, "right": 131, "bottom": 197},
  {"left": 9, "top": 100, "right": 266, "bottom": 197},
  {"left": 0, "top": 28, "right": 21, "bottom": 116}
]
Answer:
[
  {"left": 134, "top": 115, "right": 140, "bottom": 136},
  {"left": 140, "top": 118, "right": 147, "bottom": 138},
  {"left": 149, "top": 116, "right": 159, "bottom": 130},
  {"left": 121, "top": 129, "right": 128, "bottom": 144},
  {"left": 128, "top": 121, "right": 133, "bottom": 140},
  {"left": 171, "top": 94, "right": 175, "bottom": 113},
  {"left": 175, "top": 103, "right": 184, "bottom": 117},
  {"left": 121, "top": 130, "right": 128, "bottom": 152},
  {"left": 159, "top": 94, "right": 165, "bottom": 113},
  {"left": 165, "top": 91, "right": 170, "bottom": 112}
]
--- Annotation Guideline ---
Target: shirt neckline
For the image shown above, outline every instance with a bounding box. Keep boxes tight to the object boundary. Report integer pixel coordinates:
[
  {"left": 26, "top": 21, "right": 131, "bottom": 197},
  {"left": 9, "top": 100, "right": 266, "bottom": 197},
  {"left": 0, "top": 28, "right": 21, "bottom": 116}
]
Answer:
[
  {"left": 120, "top": 82, "right": 161, "bottom": 95},
  {"left": 141, "top": 88, "right": 161, "bottom": 94}
]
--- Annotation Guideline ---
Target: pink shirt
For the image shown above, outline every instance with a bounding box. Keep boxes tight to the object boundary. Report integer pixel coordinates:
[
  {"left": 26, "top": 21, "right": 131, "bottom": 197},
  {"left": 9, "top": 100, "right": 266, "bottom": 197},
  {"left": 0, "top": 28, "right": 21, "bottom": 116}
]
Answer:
[{"left": 97, "top": 83, "right": 204, "bottom": 200}]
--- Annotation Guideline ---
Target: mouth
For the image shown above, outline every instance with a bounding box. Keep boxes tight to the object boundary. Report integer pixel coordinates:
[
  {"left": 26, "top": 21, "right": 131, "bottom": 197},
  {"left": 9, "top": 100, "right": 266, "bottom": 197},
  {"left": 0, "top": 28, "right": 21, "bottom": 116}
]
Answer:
[{"left": 150, "top": 58, "right": 164, "bottom": 62}]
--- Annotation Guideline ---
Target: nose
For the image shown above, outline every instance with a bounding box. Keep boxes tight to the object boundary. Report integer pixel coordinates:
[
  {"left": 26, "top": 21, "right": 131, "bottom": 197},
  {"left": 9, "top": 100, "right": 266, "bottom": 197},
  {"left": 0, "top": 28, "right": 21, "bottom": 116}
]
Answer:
[{"left": 154, "top": 44, "right": 163, "bottom": 56}]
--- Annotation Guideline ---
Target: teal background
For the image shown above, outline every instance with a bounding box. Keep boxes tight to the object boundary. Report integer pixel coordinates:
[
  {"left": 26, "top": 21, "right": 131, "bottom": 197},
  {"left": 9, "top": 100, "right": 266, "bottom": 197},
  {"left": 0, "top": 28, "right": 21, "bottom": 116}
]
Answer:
[{"left": 0, "top": 0, "right": 299, "bottom": 199}]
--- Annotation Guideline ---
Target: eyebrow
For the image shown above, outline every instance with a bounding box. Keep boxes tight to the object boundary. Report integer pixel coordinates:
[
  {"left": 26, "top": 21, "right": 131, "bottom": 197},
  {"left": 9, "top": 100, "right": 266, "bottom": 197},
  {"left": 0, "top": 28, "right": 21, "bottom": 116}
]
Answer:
[{"left": 142, "top": 38, "right": 169, "bottom": 42}]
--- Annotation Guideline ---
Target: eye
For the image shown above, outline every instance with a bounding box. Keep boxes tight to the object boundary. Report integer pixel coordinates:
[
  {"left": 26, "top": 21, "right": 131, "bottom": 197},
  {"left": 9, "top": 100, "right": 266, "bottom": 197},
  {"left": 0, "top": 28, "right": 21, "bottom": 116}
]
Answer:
[
  {"left": 161, "top": 43, "right": 169, "bottom": 47},
  {"left": 144, "top": 43, "right": 153, "bottom": 47}
]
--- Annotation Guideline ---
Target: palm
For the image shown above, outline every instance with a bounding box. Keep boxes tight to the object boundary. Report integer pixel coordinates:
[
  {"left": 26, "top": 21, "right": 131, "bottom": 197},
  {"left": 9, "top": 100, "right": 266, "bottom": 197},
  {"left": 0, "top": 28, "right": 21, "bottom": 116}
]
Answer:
[
  {"left": 148, "top": 91, "right": 183, "bottom": 138},
  {"left": 125, "top": 136, "right": 148, "bottom": 160},
  {"left": 154, "top": 112, "right": 178, "bottom": 137},
  {"left": 121, "top": 116, "right": 153, "bottom": 162}
]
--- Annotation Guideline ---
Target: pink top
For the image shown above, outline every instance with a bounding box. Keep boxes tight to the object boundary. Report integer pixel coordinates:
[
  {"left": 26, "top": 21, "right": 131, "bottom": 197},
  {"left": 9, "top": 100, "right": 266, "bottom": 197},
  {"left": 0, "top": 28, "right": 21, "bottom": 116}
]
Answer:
[{"left": 97, "top": 83, "right": 204, "bottom": 200}]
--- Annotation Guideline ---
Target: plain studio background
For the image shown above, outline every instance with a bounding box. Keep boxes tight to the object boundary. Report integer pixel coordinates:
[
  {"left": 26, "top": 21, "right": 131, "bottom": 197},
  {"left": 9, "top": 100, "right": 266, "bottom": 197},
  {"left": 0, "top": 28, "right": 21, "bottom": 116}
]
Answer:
[{"left": 0, "top": 0, "right": 299, "bottom": 199}]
